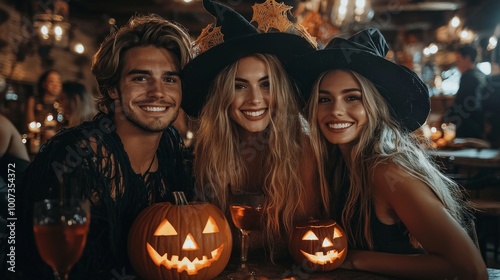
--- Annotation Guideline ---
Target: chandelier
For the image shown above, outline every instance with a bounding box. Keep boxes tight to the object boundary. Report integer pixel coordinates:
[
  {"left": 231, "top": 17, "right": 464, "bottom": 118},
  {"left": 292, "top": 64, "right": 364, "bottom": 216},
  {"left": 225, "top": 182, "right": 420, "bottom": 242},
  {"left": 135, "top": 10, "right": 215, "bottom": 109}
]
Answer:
[{"left": 33, "top": 0, "right": 70, "bottom": 47}]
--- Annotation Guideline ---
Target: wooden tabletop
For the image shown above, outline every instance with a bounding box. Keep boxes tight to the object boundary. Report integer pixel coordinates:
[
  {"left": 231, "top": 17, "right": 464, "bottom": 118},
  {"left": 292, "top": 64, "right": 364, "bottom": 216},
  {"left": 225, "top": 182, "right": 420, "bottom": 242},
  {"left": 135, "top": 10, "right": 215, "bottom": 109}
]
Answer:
[
  {"left": 215, "top": 262, "right": 396, "bottom": 279},
  {"left": 214, "top": 262, "right": 500, "bottom": 279},
  {"left": 426, "top": 148, "right": 500, "bottom": 168}
]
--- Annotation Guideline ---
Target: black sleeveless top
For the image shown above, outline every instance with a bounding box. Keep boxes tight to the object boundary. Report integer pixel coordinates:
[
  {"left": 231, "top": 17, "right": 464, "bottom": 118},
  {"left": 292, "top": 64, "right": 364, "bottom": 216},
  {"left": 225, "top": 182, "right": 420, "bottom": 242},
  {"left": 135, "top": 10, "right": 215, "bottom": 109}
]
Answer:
[
  {"left": 370, "top": 210, "right": 425, "bottom": 254},
  {"left": 331, "top": 179, "right": 425, "bottom": 254}
]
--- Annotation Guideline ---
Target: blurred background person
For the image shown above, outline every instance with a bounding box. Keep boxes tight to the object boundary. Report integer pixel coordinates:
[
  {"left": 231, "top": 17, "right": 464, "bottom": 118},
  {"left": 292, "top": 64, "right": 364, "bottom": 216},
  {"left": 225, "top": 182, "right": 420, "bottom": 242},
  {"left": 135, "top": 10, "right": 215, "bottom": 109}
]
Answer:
[
  {"left": 444, "top": 45, "right": 486, "bottom": 139},
  {"left": 25, "top": 69, "right": 63, "bottom": 142},
  {"left": 25, "top": 69, "right": 63, "bottom": 124},
  {"left": 59, "top": 81, "right": 97, "bottom": 128}
]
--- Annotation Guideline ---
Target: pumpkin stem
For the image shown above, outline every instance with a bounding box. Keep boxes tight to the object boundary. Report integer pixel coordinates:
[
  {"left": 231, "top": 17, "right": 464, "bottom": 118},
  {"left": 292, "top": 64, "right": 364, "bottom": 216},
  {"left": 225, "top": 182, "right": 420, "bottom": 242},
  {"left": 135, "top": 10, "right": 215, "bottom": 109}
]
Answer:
[{"left": 173, "top": 191, "right": 189, "bottom": 205}]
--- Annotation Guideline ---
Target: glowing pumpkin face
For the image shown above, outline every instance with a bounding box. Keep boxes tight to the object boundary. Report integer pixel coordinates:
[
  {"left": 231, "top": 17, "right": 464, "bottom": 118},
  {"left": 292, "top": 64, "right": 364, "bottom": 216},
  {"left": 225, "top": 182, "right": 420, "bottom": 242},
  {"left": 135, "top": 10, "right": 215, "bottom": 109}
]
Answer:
[
  {"left": 289, "top": 219, "right": 347, "bottom": 271},
  {"left": 128, "top": 193, "right": 232, "bottom": 280}
]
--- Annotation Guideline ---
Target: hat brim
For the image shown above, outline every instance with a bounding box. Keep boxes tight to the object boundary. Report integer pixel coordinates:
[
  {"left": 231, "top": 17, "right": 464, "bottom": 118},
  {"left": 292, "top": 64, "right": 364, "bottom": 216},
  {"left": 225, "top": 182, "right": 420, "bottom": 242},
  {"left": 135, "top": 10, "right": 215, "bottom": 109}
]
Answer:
[
  {"left": 290, "top": 48, "right": 430, "bottom": 131},
  {"left": 181, "top": 32, "right": 315, "bottom": 117}
]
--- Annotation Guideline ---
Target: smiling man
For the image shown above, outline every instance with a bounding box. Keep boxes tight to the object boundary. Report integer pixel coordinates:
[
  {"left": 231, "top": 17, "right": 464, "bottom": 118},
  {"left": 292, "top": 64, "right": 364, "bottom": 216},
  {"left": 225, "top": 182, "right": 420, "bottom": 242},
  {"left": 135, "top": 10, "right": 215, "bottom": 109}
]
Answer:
[{"left": 18, "top": 15, "right": 193, "bottom": 279}]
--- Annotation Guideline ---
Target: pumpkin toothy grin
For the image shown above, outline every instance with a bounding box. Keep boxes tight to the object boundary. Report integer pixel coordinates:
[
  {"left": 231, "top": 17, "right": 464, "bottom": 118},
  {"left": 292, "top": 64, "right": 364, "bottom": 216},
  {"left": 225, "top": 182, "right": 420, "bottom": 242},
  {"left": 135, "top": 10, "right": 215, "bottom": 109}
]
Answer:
[
  {"left": 147, "top": 243, "right": 225, "bottom": 275},
  {"left": 300, "top": 249, "right": 346, "bottom": 265}
]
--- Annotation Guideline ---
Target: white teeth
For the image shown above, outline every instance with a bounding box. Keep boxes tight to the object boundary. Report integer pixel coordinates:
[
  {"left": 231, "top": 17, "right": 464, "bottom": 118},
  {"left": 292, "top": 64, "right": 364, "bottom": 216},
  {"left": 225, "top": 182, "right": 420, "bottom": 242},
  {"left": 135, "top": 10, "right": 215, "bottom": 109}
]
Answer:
[
  {"left": 143, "top": 106, "right": 166, "bottom": 112},
  {"left": 328, "top": 123, "right": 352, "bottom": 129},
  {"left": 243, "top": 109, "right": 265, "bottom": 117}
]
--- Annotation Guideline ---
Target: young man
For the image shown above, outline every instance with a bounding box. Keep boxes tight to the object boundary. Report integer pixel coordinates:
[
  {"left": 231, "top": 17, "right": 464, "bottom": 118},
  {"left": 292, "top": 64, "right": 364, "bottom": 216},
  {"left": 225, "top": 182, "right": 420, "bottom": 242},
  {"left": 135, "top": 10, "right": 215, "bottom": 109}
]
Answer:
[
  {"left": 17, "top": 14, "right": 193, "bottom": 279},
  {"left": 444, "top": 45, "right": 486, "bottom": 139}
]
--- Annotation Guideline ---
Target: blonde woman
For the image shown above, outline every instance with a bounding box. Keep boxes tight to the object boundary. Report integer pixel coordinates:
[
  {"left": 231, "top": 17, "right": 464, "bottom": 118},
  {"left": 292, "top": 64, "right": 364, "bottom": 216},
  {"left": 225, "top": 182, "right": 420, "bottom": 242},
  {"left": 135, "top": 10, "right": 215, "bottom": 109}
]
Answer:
[
  {"left": 182, "top": 0, "right": 329, "bottom": 260},
  {"left": 295, "top": 28, "right": 487, "bottom": 279}
]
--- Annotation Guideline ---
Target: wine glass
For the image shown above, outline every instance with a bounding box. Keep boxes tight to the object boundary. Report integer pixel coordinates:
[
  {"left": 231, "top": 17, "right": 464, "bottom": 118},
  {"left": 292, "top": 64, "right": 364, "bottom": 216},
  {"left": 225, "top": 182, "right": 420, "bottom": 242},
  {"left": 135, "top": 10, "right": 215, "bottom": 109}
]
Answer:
[
  {"left": 227, "top": 193, "right": 265, "bottom": 280},
  {"left": 33, "top": 199, "right": 90, "bottom": 280}
]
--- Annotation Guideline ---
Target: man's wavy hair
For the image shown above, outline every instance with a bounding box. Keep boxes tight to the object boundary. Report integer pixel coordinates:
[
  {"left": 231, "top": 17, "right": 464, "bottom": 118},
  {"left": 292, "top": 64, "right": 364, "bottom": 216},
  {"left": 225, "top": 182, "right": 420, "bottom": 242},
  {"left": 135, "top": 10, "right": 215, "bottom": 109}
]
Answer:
[{"left": 91, "top": 14, "right": 192, "bottom": 113}]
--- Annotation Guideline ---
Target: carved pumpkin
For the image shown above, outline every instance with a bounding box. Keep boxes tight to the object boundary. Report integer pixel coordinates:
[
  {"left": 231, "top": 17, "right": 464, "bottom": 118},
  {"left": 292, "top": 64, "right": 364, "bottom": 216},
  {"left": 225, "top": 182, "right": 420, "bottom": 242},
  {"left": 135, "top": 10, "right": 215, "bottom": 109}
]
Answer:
[
  {"left": 289, "top": 219, "right": 347, "bottom": 271},
  {"left": 128, "top": 192, "right": 232, "bottom": 280}
]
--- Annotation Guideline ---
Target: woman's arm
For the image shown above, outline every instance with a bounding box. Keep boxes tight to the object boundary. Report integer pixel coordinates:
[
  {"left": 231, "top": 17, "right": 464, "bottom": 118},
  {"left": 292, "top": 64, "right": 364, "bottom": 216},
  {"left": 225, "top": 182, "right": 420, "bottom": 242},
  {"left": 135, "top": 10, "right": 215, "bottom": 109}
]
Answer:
[
  {"left": 0, "top": 114, "right": 29, "bottom": 161},
  {"left": 345, "top": 163, "right": 487, "bottom": 280}
]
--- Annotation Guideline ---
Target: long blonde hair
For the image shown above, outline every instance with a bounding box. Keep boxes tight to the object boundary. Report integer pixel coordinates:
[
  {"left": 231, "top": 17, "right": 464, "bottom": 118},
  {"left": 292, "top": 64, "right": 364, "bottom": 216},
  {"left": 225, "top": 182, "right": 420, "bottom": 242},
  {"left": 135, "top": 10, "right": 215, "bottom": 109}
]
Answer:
[
  {"left": 307, "top": 69, "right": 467, "bottom": 249},
  {"left": 194, "top": 53, "right": 315, "bottom": 258}
]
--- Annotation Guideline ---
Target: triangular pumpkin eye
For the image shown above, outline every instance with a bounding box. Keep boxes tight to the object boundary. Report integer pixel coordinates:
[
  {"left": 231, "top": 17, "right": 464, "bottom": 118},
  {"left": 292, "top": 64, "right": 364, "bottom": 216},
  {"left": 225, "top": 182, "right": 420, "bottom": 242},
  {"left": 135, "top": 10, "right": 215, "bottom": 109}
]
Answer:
[
  {"left": 302, "top": 230, "right": 319, "bottom": 240},
  {"left": 202, "top": 216, "right": 220, "bottom": 234},
  {"left": 154, "top": 219, "right": 177, "bottom": 236},
  {"left": 334, "top": 228, "right": 343, "bottom": 238},
  {"left": 322, "top": 237, "right": 334, "bottom": 247}
]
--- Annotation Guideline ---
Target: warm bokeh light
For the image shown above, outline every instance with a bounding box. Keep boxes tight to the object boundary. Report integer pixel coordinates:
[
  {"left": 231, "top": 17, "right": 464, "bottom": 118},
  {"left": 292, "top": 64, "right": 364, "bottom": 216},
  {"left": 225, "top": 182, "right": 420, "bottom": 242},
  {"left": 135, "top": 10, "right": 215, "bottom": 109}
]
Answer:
[
  {"left": 40, "top": 25, "right": 49, "bottom": 35},
  {"left": 460, "top": 29, "right": 475, "bottom": 43},
  {"left": 54, "top": 25, "right": 63, "bottom": 36},
  {"left": 74, "top": 43, "right": 85, "bottom": 54},
  {"left": 450, "top": 16, "right": 460, "bottom": 28}
]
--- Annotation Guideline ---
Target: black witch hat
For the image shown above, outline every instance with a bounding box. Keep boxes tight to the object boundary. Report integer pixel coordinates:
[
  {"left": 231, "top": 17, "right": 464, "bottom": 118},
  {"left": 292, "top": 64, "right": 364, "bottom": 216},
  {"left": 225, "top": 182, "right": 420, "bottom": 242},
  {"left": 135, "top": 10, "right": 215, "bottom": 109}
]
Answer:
[{"left": 290, "top": 28, "right": 430, "bottom": 132}]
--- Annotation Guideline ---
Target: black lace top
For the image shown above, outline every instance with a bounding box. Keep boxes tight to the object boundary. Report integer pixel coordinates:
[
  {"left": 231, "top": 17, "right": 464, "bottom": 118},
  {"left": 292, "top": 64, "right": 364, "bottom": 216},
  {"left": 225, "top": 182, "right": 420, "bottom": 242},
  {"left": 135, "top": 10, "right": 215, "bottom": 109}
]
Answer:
[{"left": 17, "top": 113, "right": 193, "bottom": 279}]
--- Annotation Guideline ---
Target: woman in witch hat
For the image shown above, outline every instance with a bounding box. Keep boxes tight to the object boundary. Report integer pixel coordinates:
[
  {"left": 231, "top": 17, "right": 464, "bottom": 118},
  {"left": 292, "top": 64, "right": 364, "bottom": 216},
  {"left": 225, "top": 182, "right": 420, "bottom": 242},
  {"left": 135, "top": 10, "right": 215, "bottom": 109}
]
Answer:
[
  {"left": 294, "top": 28, "right": 487, "bottom": 278},
  {"left": 183, "top": 0, "right": 329, "bottom": 260}
]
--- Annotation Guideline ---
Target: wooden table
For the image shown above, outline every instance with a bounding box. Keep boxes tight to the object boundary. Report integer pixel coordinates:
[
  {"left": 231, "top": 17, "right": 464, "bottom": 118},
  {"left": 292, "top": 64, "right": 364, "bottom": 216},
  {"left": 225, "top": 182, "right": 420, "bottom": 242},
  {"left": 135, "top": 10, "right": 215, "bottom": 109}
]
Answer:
[
  {"left": 214, "top": 262, "right": 500, "bottom": 279},
  {"left": 215, "top": 261, "right": 396, "bottom": 279},
  {"left": 426, "top": 148, "right": 500, "bottom": 189},
  {"left": 426, "top": 148, "right": 500, "bottom": 168}
]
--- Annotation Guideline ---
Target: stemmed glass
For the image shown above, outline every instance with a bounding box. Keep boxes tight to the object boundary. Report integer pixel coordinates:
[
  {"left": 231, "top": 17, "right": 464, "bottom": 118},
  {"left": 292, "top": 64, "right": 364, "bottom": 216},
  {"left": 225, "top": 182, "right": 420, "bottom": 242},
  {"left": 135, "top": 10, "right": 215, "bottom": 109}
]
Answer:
[
  {"left": 227, "top": 193, "right": 265, "bottom": 280},
  {"left": 33, "top": 199, "right": 90, "bottom": 280}
]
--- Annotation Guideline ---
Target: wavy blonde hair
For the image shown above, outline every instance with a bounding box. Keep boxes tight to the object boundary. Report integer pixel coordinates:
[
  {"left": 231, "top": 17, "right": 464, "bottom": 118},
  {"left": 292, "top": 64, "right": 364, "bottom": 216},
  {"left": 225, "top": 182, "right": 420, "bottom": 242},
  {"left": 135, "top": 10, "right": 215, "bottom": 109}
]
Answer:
[
  {"left": 307, "top": 69, "right": 468, "bottom": 249},
  {"left": 194, "top": 53, "right": 321, "bottom": 258}
]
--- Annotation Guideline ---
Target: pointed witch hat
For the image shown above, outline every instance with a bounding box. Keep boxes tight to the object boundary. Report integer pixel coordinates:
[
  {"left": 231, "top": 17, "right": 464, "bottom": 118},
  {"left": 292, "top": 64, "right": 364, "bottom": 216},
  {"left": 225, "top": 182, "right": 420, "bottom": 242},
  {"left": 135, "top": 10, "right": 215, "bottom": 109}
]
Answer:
[
  {"left": 290, "top": 28, "right": 430, "bottom": 132},
  {"left": 181, "top": 0, "right": 317, "bottom": 117}
]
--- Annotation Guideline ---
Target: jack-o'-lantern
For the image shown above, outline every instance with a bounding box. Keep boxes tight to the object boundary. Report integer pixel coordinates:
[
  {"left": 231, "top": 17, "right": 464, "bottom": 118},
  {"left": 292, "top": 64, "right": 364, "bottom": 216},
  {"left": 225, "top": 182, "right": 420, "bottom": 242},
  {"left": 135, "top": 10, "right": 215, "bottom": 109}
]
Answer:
[
  {"left": 128, "top": 192, "right": 232, "bottom": 280},
  {"left": 289, "top": 219, "right": 347, "bottom": 271}
]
